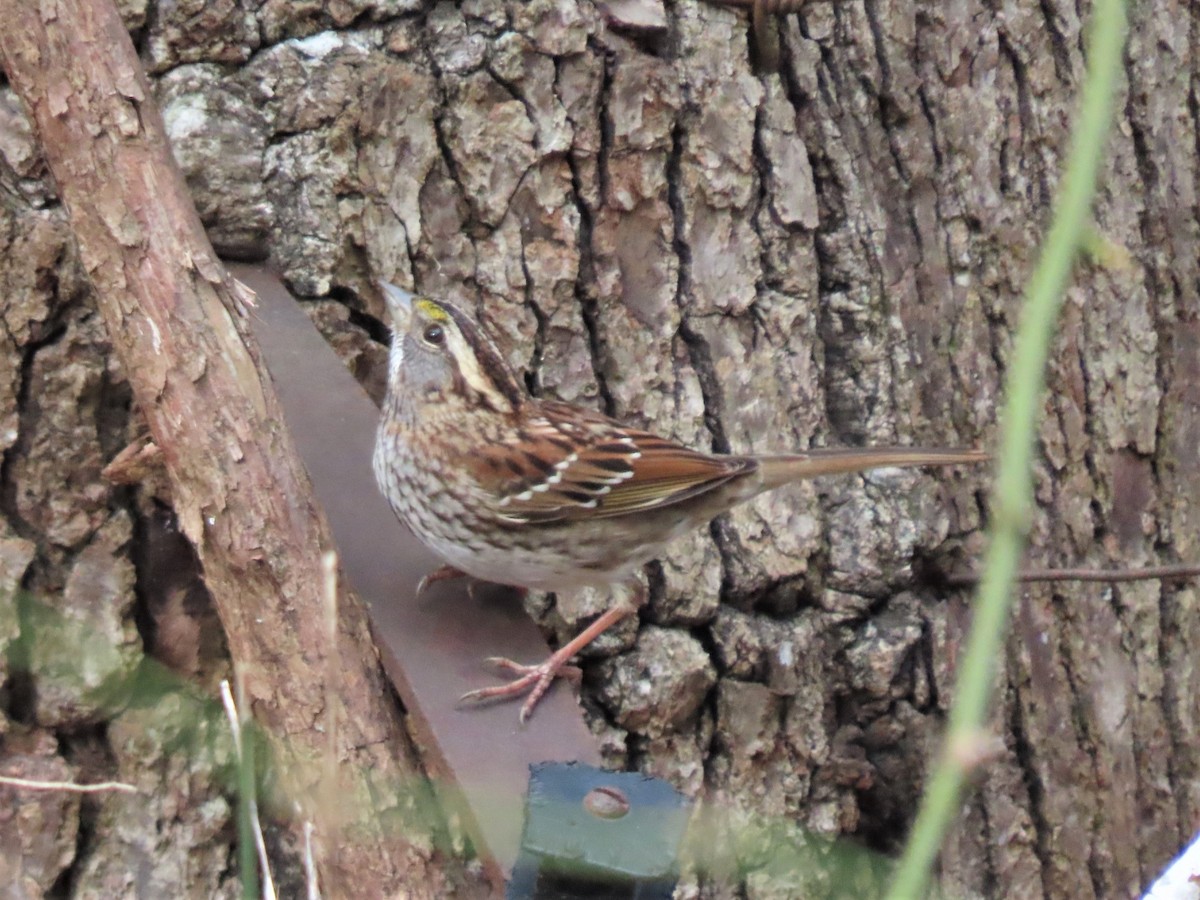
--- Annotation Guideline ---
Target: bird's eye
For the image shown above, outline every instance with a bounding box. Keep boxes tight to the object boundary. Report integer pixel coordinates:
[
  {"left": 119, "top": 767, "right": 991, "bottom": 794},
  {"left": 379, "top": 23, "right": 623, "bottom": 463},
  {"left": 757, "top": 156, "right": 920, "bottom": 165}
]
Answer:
[{"left": 423, "top": 324, "right": 445, "bottom": 346}]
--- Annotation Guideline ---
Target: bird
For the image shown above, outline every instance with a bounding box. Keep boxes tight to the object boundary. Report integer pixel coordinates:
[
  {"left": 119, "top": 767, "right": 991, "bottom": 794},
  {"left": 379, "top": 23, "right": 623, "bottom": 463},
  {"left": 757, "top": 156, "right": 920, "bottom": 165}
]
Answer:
[{"left": 372, "top": 281, "right": 986, "bottom": 722}]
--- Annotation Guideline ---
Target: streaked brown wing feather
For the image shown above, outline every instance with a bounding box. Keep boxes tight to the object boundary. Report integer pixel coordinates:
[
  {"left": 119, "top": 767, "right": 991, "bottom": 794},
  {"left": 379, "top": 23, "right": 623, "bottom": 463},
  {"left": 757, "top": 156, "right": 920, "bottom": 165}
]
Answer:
[{"left": 473, "top": 401, "right": 754, "bottom": 523}]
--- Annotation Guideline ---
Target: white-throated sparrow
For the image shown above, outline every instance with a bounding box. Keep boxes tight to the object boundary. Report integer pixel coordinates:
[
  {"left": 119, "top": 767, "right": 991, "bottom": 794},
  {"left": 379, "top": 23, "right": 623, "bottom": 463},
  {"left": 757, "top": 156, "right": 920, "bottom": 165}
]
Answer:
[{"left": 373, "top": 282, "right": 985, "bottom": 721}]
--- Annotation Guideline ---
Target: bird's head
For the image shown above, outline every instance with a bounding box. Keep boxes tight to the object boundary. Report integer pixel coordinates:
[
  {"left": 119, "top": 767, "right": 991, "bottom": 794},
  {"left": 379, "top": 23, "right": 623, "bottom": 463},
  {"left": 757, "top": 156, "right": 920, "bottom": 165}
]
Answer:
[{"left": 378, "top": 281, "right": 524, "bottom": 415}]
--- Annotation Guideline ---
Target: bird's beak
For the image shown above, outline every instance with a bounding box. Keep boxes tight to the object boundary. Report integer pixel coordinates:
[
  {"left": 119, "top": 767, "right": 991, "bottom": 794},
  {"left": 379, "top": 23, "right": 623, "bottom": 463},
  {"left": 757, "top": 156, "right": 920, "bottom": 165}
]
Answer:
[{"left": 378, "top": 280, "right": 415, "bottom": 331}]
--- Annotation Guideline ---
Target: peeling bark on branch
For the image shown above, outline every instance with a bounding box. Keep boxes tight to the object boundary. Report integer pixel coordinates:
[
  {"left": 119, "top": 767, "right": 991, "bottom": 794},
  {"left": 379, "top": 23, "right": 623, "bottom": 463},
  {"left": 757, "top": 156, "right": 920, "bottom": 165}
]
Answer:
[{"left": 0, "top": 1, "right": 462, "bottom": 896}]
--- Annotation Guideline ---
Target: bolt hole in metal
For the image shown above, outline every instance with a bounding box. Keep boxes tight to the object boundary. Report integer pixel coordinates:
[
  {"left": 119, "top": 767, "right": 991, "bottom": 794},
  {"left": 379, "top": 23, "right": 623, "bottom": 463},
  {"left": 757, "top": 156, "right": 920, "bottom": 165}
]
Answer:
[{"left": 583, "top": 786, "right": 631, "bottom": 819}]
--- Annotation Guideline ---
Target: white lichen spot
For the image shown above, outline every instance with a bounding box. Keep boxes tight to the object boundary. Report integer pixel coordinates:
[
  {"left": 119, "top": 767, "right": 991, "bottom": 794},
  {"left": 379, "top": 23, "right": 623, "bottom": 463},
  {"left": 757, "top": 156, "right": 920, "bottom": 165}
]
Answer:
[
  {"left": 162, "top": 95, "right": 209, "bottom": 142},
  {"left": 289, "top": 30, "right": 345, "bottom": 59},
  {"left": 777, "top": 641, "right": 794, "bottom": 667}
]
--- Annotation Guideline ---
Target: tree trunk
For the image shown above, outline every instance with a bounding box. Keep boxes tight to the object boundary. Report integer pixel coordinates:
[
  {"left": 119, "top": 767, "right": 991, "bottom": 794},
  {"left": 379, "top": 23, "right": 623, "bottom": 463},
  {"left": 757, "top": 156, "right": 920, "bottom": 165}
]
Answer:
[
  {"left": 0, "top": 1, "right": 470, "bottom": 896},
  {"left": 0, "top": 0, "right": 1194, "bottom": 897}
]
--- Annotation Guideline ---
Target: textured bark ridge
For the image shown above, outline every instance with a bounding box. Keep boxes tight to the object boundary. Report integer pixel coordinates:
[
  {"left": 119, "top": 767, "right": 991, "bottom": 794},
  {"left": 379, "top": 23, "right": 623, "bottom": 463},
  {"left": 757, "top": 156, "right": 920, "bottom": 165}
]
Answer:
[
  {"left": 0, "top": 1, "right": 470, "bottom": 897},
  {"left": 0, "top": 0, "right": 1195, "bottom": 897}
]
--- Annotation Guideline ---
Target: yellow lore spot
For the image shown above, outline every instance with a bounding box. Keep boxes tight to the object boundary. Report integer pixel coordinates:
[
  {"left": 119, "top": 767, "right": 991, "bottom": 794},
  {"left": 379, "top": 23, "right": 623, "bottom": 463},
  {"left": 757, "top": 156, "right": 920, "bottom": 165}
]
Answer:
[{"left": 415, "top": 299, "right": 450, "bottom": 322}]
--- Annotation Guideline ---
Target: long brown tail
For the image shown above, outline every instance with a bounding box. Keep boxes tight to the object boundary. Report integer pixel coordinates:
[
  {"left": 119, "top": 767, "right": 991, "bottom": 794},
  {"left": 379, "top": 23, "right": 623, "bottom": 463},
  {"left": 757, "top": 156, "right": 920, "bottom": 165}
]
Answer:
[{"left": 757, "top": 446, "right": 988, "bottom": 490}]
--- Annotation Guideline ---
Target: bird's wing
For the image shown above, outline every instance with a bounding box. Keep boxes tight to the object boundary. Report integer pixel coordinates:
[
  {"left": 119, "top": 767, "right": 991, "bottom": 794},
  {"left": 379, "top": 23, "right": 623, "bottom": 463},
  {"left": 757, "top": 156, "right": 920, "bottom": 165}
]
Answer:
[{"left": 466, "top": 401, "right": 755, "bottom": 524}]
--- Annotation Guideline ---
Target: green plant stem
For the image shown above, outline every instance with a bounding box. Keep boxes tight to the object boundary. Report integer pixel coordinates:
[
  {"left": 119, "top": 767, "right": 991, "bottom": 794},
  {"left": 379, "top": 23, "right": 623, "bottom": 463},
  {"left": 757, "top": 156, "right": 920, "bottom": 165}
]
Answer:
[
  {"left": 238, "top": 723, "right": 259, "bottom": 900},
  {"left": 885, "top": 0, "right": 1128, "bottom": 896}
]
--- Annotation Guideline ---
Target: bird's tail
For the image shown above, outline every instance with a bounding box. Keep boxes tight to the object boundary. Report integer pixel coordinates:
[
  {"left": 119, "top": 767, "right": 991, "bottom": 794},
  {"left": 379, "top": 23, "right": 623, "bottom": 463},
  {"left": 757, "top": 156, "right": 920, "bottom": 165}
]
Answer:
[{"left": 756, "top": 446, "right": 988, "bottom": 490}]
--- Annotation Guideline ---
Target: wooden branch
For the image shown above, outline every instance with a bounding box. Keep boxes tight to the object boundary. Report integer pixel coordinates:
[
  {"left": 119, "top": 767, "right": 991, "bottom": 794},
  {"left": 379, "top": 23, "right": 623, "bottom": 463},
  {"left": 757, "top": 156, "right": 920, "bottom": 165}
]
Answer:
[{"left": 0, "top": 2, "right": 455, "bottom": 895}]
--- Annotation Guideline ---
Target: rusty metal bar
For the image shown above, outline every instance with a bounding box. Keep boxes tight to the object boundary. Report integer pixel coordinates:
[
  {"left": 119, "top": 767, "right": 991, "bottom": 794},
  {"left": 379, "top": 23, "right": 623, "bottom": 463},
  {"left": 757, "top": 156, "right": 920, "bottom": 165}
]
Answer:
[{"left": 230, "top": 264, "right": 601, "bottom": 891}]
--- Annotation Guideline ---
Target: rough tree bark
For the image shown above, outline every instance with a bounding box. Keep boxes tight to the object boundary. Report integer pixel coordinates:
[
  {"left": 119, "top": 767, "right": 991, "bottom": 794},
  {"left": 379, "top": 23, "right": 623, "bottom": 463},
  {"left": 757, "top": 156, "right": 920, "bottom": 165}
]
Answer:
[
  {"left": 0, "top": 0, "right": 1195, "bottom": 898},
  {"left": 0, "top": 1, "right": 471, "bottom": 897}
]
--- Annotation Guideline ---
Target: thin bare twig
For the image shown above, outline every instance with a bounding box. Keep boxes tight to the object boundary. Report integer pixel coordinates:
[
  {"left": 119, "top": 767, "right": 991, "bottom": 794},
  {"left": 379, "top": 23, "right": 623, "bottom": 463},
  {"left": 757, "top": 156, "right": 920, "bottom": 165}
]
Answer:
[
  {"left": 945, "top": 563, "right": 1200, "bottom": 588},
  {"left": 221, "top": 678, "right": 277, "bottom": 900},
  {"left": 304, "top": 820, "right": 321, "bottom": 900},
  {"left": 0, "top": 774, "right": 137, "bottom": 794},
  {"left": 219, "top": 680, "right": 243, "bottom": 761}
]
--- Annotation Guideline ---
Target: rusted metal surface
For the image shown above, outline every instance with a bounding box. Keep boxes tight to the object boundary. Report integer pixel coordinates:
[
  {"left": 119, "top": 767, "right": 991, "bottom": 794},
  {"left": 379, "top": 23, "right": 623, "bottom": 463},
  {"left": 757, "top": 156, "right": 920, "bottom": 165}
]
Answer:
[{"left": 230, "top": 264, "right": 601, "bottom": 889}]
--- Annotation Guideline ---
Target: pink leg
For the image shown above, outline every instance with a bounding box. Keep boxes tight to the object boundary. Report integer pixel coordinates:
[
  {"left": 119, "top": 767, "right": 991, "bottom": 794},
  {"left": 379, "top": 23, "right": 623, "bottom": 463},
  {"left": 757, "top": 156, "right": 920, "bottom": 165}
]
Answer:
[{"left": 459, "top": 583, "right": 644, "bottom": 723}]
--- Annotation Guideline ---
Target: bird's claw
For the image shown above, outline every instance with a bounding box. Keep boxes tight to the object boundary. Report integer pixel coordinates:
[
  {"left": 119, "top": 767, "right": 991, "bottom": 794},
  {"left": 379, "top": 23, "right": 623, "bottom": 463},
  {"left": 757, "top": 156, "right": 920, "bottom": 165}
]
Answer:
[
  {"left": 415, "top": 564, "right": 467, "bottom": 596},
  {"left": 460, "top": 656, "right": 582, "bottom": 723}
]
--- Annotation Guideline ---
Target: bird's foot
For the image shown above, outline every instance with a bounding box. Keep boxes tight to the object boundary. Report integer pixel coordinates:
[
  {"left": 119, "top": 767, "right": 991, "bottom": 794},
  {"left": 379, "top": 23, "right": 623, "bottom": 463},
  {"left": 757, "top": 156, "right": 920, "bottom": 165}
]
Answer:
[
  {"left": 415, "top": 564, "right": 467, "bottom": 596},
  {"left": 416, "top": 565, "right": 529, "bottom": 602},
  {"left": 458, "top": 602, "right": 635, "bottom": 723},
  {"left": 459, "top": 654, "right": 583, "bottom": 723}
]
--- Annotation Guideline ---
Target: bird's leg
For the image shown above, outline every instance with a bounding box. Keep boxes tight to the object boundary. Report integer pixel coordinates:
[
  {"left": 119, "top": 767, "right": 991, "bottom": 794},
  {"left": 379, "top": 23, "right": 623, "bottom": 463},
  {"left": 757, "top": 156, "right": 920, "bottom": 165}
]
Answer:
[{"left": 459, "top": 582, "right": 645, "bottom": 723}]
